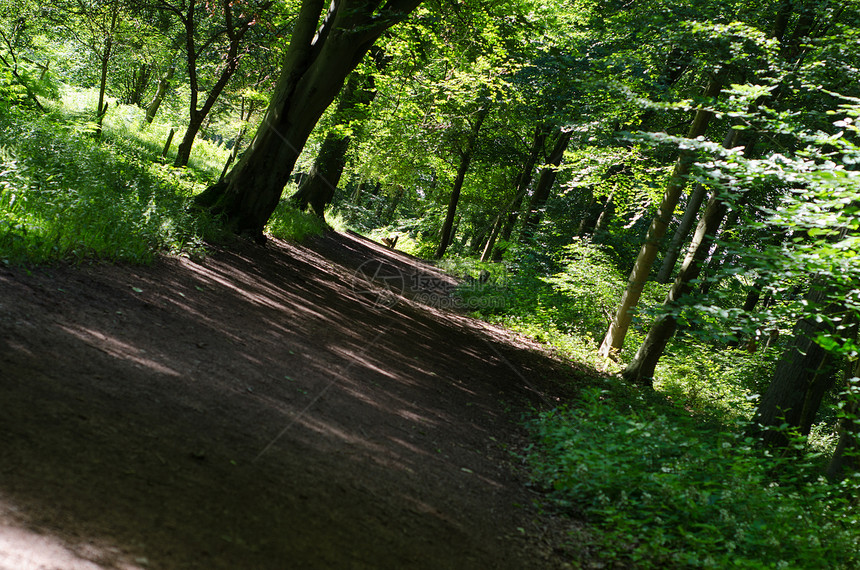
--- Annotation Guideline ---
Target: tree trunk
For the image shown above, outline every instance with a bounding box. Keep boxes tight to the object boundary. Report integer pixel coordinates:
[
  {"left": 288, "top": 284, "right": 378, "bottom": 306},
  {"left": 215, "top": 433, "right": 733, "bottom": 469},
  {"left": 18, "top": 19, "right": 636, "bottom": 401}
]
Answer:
[
  {"left": 291, "top": 67, "right": 378, "bottom": 218},
  {"left": 435, "top": 107, "right": 487, "bottom": 259},
  {"left": 656, "top": 182, "right": 708, "bottom": 282},
  {"left": 752, "top": 284, "right": 841, "bottom": 448},
  {"left": 519, "top": 128, "right": 572, "bottom": 242},
  {"left": 598, "top": 70, "right": 726, "bottom": 359},
  {"left": 383, "top": 186, "right": 405, "bottom": 224},
  {"left": 145, "top": 65, "right": 175, "bottom": 124},
  {"left": 480, "top": 214, "right": 504, "bottom": 262},
  {"left": 95, "top": 5, "right": 118, "bottom": 139},
  {"left": 658, "top": 127, "right": 737, "bottom": 283},
  {"left": 593, "top": 191, "right": 615, "bottom": 236},
  {"left": 128, "top": 63, "right": 152, "bottom": 106},
  {"left": 622, "top": 182, "right": 732, "bottom": 385},
  {"left": 172, "top": 0, "right": 258, "bottom": 167},
  {"left": 161, "top": 128, "right": 175, "bottom": 158},
  {"left": 194, "top": 0, "right": 421, "bottom": 240},
  {"left": 492, "top": 125, "right": 549, "bottom": 260},
  {"left": 219, "top": 104, "right": 253, "bottom": 183},
  {"left": 827, "top": 359, "right": 860, "bottom": 480}
]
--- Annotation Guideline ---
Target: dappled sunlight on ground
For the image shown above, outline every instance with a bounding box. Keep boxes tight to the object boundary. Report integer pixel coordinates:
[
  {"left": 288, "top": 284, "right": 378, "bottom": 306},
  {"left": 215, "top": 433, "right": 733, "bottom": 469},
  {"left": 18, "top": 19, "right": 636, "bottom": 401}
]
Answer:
[
  {"left": 0, "top": 500, "right": 145, "bottom": 570},
  {"left": 0, "top": 231, "right": 576, "bottom": 569}
]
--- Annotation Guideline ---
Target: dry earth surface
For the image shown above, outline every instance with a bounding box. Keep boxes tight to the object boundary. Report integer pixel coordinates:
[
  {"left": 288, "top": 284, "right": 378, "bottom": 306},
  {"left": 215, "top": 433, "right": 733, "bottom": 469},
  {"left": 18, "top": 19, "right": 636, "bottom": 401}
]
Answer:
[{"left": 0, "top": 231, "right": 588, "bottom": 569}]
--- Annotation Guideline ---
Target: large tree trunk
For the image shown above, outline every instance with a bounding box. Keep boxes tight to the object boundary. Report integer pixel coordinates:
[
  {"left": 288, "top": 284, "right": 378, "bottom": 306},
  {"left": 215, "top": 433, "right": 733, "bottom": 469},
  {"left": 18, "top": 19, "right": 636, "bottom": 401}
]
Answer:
[
  {"left": 827, "top": 359, "right": 860, "bottom": 480},
  {"left": 195, "top": 0, "right": 421, "bottom": 240},
  {"left": 435, "top": 107, "right": 487, "bottom": 259},
  {"left": 519, "top": 128, "right": 572, "bottom": 242},
  {"left": 291, "top": 66, "right": 378, "bottom": 218},
  {"left": 751, "top": 285, "right": 841, "bottom": 448},
  {"left": 598, "top": 70, "right": 726, "bottom": 359}
]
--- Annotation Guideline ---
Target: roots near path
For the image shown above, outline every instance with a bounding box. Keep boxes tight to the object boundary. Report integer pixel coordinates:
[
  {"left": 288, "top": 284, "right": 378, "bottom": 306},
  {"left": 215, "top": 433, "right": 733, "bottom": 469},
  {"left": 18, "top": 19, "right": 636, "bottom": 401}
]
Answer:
[{"left": 0, "top": 232, "right": 578, "bottom": 569}]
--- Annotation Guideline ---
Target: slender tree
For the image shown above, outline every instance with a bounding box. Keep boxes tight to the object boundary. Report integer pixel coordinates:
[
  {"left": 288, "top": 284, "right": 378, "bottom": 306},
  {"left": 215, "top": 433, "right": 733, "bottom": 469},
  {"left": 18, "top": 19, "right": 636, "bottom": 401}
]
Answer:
[
  {"left": 598, "top": 69, "right": 726, "bottom": 359},
  {"left": 622, "top": 131, "right": 742, "bottom": 385},
  {"left": 490, "top": 124, "right": 550, "bottom": 258},
  {"left": 518, "top": 127, "right": 572, "bottom": 242},
  {"left": 160, "top": 0, "right": 264, "bottom": 167},
  {"left": 435, "top": 105, "right": 488, "bottom": 258},
  {"left": 144, "top": 64, "right": 175, "bottom": 123}
]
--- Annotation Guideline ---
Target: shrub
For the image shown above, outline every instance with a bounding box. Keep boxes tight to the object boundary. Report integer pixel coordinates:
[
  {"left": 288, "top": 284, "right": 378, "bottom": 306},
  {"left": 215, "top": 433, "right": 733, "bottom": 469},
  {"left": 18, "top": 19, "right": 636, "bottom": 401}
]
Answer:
[
  {"left": 0, "top": 103, "right": 207, "bottom": 264},
  {"left": 525, "top": 388, "right": 860, "bottom": 569}
]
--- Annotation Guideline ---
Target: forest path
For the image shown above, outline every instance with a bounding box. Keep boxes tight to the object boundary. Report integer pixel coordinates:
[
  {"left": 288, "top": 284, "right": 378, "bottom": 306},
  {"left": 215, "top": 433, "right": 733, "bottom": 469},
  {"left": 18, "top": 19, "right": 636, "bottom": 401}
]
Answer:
[{"left": 0, "top": 231, "right": 579, "bottom": 569}]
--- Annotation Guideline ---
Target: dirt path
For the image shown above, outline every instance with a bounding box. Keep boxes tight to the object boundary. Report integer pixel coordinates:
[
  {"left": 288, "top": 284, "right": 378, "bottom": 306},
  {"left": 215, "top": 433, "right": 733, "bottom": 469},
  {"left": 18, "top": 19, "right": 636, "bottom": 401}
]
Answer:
[{"left": 0, "top": 231, "right": 579, "bottom": 569}]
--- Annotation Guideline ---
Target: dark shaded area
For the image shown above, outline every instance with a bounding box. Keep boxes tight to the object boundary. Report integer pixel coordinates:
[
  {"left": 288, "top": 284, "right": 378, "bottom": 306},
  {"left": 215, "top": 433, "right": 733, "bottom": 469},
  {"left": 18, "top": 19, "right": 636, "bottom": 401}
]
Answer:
[{"left": 0, "top": 231, "right": 580, "bottom": 569}]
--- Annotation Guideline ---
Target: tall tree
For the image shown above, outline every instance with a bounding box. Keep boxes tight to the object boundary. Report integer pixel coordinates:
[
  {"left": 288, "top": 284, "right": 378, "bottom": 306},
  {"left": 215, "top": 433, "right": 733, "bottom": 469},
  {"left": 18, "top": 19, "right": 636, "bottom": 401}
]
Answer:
[
  {"left": 195, "top": 0, "right": 422, "bottom": 241},
  {"left": 752, "top": 283, "right": 844, "bottom": 447},
  {"left": 46, "top": 0, "right": 125, "bottom": 135},
  {"left": 435, "top": 104, "right": 488, "bottom": 258},
  {"left": 621, "top": 129, "right": 743, "bottom": 385},
  {"left": 488, "top": 124, "right": 550, "bottom": 260},
  {"left": 518, "top": 127, "right": 572, "bottom": 242},
  {"left": 158, "top": 0, "right": 266, "bottom": 167},
  {"left": 598, "top": 69, "right": 726, "bottom": 359},
  {"left": 291, "top": 50, "right": 385, "bottom": 219}
]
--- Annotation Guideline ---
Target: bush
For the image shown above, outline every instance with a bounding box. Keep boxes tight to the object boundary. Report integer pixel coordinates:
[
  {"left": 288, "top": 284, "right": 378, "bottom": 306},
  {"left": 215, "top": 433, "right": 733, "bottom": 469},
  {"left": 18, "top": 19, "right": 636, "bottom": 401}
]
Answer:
[
  {"left": 0, "top": 103, "right": 207, "bottom": 264},
  {"left": 265, "top": 200, "right": 329, "bottom": 242},
  {"left": 525, "top": 387, "right": 860, "bottom": 569}
]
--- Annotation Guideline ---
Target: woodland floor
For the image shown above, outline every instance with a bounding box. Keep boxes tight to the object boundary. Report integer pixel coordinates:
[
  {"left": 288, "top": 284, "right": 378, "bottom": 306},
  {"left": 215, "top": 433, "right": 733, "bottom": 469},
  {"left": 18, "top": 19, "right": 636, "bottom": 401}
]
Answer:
[{"left": 0, "top": 230, "right": 589, "bottom": 569}]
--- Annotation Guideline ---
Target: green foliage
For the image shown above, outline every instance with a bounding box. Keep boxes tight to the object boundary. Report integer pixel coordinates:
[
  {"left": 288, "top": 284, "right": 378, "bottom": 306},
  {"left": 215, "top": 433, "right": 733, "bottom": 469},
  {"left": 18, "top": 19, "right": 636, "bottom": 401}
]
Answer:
[
  {"left": 449, "top": 239, "right": 635, "bottom": 368},
  {"left": 656, "top": 337, "right": 779, "bottom": 421},
  {"left": 0, "top": 91, "right": 220, "bottom": 264},
  {"left": 265, "top": 201, "right": 329, "bottom": 242},
  {"left": 543, "top": 238, "right": 625, "bottom": 335},
  {"left": 525, "top": 387, "right": 860, "bottom": 569}
]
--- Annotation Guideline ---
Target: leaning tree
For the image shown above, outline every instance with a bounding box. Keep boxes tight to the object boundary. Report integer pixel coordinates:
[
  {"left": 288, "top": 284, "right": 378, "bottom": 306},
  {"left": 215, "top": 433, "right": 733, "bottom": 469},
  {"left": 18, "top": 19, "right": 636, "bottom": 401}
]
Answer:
[{"left": 195, "top": 0, "right": 423, "bottom": 241}]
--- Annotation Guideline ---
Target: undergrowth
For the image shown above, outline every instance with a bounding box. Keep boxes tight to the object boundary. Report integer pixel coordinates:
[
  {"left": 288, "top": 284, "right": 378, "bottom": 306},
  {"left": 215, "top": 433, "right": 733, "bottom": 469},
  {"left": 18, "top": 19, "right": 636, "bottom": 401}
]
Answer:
[
  {"left": 0, "top": 105, "right": 207, "bottom": 264},
  {"left": 525, "top": 387, "right": 860, "bottom": 569},
  {"left": 447, "top": 237, "right": 858, "bottom": 568},
  {"left": 0, "top": 87, "right": 330, "bottom": 265}
]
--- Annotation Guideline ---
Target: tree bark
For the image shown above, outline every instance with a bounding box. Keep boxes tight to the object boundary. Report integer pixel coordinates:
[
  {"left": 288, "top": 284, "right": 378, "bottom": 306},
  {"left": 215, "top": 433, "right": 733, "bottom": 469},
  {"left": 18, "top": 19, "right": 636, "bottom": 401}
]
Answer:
[
  {"left": 622, "top": 179, "right": 733, "bottom": 385},
  {"left": 195, "top": 0, "right": 421, "bottom": 240},
  {"left": 492, "top": 125, "right": 549, "bottom": 260},
  {"left": 291, "top": 65, "right": 379, "bottom": 218},
  {"left": 593, "top": 191, "right": 615, "bottom": 236},
  {"left": 480, "top": 214, "right": 504, "bottom": 262},
  {"left": 598, "top": 70, "right": 726, "bottom": 359},
  {"left": 656, "top": 183, "right": 708, "bottom": 282},
  {"left": 751, "top": 284, "right": 841, "bottom": 448},
  {"left": 435, "top": 107, "right": 487, "bottom": 259},
  {"left": 657, "top": 125, "right": 738, "bottom": 282},
  {"left": 519, "top": 128, "right": 572, "bottom": 242},
  {"left": 145, "top": 65, "right": 175, "bottom": 123},
  {"left": 827, "top": 359, "right": 860, "bottom": 480}
]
